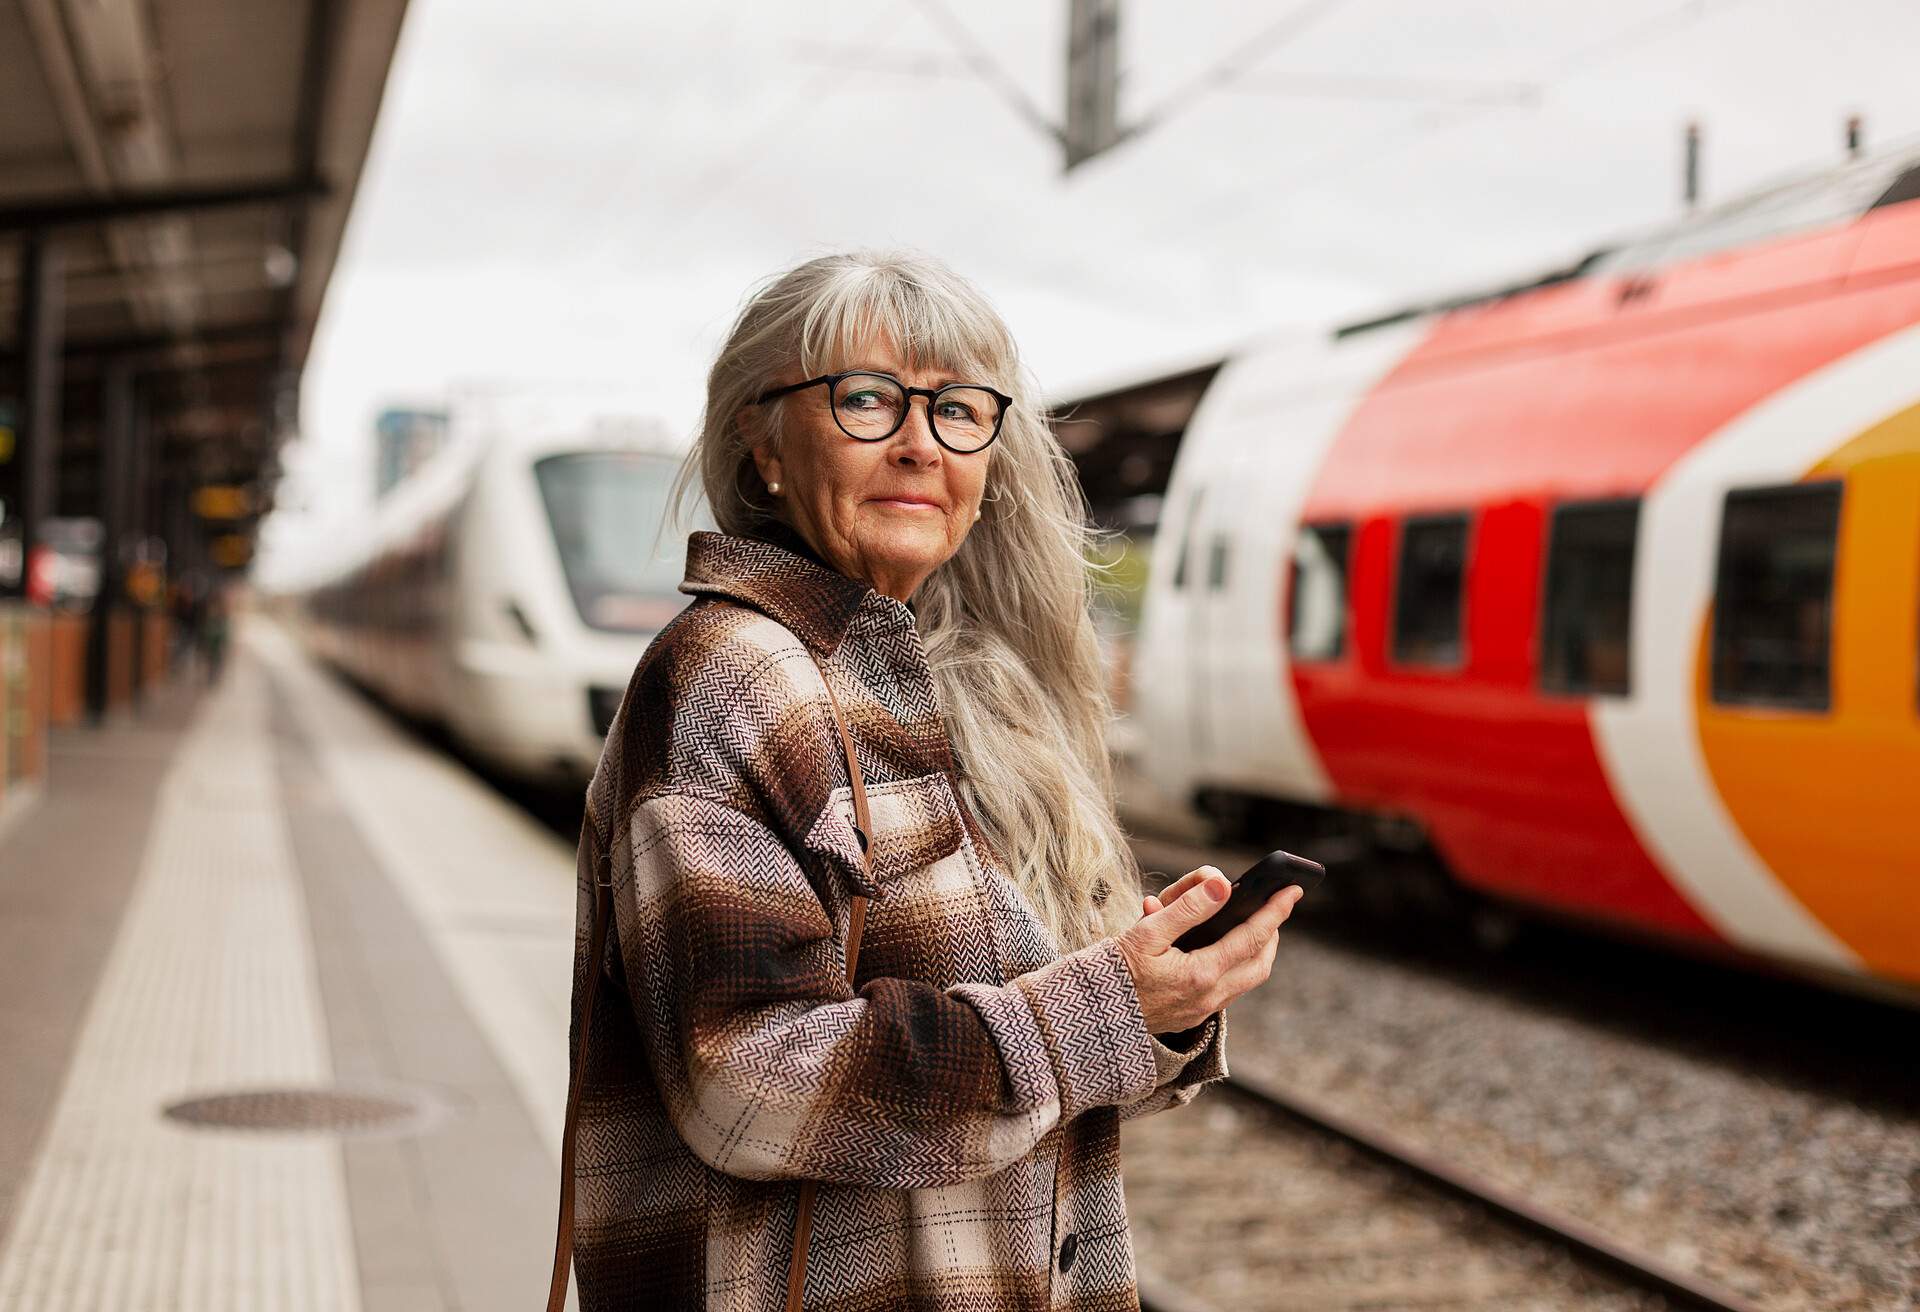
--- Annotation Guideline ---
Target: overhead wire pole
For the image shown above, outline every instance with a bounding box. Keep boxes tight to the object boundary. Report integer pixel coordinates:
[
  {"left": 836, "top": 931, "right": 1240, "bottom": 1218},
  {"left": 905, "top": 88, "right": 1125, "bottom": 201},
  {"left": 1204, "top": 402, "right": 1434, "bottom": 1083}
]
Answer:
[
  {"left": 1685, "top": 119, "right": 1703, "bottom": 209},
  {"left": 908, "top": 0, "right": 1536, "bottom": 173},
  {"left": 1064, "top": 0, "right": 1121, "bottom": 169},
  {"left": 909, "top": 0, "right": 1345, "bottom": 173}
]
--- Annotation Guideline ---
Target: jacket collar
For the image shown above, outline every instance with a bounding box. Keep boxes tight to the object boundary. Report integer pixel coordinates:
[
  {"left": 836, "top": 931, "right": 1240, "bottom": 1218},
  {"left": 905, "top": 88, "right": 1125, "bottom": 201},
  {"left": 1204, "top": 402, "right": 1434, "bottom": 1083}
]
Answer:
[{"left": 679, "top": 519, "right": 913, "bottom": 657}]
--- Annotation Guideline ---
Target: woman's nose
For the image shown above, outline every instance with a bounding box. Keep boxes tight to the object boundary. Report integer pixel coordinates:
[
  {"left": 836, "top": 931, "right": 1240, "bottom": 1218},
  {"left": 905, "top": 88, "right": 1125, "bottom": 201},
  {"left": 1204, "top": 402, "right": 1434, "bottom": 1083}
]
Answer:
[{"left": 892, "top": 399, "right": 943, "bottom": 463}]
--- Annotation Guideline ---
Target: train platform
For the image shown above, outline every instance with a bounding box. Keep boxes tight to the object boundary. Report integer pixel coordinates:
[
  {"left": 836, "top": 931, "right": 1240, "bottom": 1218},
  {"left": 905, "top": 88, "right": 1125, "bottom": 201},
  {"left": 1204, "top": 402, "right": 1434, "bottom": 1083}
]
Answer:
[{"left": 0, "top": 618, "right": 579, "bottom": 1311}]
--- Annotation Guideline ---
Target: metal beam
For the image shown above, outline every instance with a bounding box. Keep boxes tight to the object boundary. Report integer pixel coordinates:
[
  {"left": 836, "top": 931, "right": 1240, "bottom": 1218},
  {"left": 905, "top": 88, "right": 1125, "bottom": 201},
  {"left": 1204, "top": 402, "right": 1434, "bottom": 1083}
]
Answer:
[
  {"left": 25, "top": 319, "right": 282, "bottom": 366},
  {"left": 3, "top": 233, "right": 66, "bottom": 601},
  {"left": 0, "top": 178, "right": 329, "bottom": 233},
  {"left": 87, "top": 359, "right": 133, "bottom": 719},
  {"left": 0, "top": 248, "right": 284, "bottom": 312},
  {"left": 275, "top": 0, "right": 342, "bottom": 401},
  {"left": 19, "top": 0, "right": 113, "bottom": 189}
]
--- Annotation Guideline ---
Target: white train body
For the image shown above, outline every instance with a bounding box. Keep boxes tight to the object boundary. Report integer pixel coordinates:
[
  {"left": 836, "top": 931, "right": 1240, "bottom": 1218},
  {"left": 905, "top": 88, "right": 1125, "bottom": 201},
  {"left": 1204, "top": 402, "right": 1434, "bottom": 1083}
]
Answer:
[{"left": 294, "top": 422, "right": 705, "bottom": 783}]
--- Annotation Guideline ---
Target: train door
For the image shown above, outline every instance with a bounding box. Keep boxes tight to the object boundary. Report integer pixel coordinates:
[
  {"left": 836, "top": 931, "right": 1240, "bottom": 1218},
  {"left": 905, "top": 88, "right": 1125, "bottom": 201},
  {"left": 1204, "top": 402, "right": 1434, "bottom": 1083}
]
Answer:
[
  {"left": 1134, "top": 324, "right": 1428, "bottom": 821},
  {"left": 1153, "top": 482, "right": 1204, "bottom": 752},
  {"left": 1130, "top": 466, "right": 1216, "bottom": 817},
  {"left": 1189, "top": 445, "right": 1260, "bottom": 771}
]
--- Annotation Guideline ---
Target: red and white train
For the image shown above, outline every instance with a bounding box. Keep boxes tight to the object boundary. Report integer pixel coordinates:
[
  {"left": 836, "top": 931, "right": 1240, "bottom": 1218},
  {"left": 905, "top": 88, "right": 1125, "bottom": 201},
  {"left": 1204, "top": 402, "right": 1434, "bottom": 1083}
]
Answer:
[{"left": 1129, "top": 144, "right": 1920, "bottom": 998}]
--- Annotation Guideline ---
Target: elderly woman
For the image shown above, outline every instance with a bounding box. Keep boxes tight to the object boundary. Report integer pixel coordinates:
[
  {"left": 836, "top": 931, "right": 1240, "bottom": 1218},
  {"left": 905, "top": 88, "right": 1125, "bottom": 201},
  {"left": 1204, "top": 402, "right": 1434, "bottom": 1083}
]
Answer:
[{"left": 549, "top": 250, "right": 1299, "bottom": 1312}]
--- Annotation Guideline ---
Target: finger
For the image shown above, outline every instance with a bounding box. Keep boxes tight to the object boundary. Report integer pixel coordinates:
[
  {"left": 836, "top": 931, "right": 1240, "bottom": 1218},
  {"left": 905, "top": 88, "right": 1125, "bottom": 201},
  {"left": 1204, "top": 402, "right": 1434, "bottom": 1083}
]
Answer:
[
  {"left": 1217, "top": 925, "right": 1283, "bottom": 997},
  {"left": 1204, "top": 885, "right": 1300, "bottom": 965},
  {"left": 1141, "top": 895, "right": 1163, "bottom": 917},
  {"left": 1215, "top": 933, "right": 1281, "bottom": 1004},
  {"left": 1134, "top": 867, "right": 1230, "bottom": 952},
  {"left": 1156, "top": 869, "right": 1210, "bottom": 905}
]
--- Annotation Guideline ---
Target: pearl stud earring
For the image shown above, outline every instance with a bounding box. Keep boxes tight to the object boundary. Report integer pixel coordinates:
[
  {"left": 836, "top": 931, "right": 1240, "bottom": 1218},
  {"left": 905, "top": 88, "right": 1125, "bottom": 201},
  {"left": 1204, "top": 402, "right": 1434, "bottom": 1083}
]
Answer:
[
  {"left": 768, "top": 481, "right": 781, "bottom": 494},
  {"left": 973, "top": 508, "right": 981, "bottom": 521}
]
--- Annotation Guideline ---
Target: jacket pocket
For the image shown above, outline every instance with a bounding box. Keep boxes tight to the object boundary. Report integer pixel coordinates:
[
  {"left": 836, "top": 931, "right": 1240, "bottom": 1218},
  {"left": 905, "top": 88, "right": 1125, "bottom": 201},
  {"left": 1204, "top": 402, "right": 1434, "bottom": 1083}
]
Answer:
[{"left": 810, "top": 773, "right": 998, "bottom": 987}]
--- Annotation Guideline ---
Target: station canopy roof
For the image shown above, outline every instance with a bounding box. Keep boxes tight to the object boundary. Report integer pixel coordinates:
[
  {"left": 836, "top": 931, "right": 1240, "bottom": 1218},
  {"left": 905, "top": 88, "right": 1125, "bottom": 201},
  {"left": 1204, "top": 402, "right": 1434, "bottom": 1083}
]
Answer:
[{"left": 0, "top": 0, "right": 410, "bottom": 513}]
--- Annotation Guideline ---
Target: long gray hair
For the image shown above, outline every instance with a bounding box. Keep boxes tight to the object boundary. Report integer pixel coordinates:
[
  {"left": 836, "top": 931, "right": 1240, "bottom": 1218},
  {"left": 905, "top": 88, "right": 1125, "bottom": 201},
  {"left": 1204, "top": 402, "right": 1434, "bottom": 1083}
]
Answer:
[{"left": 667, "top": 249, "right": 1139, "bottom": 950}]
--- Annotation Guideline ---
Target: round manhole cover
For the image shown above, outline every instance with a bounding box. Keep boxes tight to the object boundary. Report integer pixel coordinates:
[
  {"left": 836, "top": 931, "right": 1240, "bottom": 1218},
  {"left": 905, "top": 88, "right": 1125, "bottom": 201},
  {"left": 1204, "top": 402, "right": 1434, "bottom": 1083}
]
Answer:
[{"left": 162, "top": 1084, "right": 456, "bottom": 1139}]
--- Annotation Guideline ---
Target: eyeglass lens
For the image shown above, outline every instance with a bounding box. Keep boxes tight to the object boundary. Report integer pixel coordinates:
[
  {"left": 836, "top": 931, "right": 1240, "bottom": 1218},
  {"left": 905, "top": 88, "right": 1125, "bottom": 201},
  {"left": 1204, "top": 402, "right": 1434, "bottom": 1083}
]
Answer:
[{"left": 830, "top": 373, "right": 1001, "bottom": 451}]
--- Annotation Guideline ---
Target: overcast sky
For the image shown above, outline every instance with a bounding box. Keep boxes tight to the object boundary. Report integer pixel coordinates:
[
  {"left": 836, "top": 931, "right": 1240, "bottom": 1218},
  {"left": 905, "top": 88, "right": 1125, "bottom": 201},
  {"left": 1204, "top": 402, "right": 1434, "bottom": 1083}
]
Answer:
[{"left": 258, "top": 0, "right": 1920, "bottom": 583}]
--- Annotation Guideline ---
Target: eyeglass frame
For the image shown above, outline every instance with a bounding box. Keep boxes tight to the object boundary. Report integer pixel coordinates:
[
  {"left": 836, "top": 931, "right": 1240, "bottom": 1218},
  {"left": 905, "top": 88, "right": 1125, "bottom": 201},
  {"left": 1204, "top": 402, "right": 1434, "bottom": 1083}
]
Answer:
[{"left": 751, "top": 371, "right": 1013, "bottom": 454}]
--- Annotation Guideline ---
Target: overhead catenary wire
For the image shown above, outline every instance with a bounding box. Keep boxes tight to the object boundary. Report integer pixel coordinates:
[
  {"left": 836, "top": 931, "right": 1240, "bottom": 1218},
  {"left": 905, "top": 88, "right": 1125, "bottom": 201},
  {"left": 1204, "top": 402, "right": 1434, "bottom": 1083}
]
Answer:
[
  {"left": 1151, "top": 0, "right": 1762, "bottom": 240},
  {"left": 907, "top": 0, "right": 1066, "bottom": 147},
  {"left": 1125, "top": 0, "right": 1349, "bottom": 142},
  {"left": 1226, "top": 70, "right": 1541, "bottom": 109},
  {"left": 579, "top": 62, "right": 850, "bottom": 277}
]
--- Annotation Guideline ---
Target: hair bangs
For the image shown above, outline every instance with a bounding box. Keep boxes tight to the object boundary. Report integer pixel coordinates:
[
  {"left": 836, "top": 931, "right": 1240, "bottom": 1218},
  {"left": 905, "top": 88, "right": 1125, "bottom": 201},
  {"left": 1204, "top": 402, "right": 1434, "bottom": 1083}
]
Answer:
[{"left": 796, "top": 262, "right": 1010, "bottom": 389}]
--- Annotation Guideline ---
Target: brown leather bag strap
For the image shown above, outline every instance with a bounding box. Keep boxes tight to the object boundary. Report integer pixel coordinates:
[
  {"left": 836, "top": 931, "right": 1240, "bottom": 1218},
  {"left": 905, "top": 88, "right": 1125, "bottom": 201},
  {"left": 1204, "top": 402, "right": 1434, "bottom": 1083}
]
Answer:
[
  {"left": 546, "top": 650, "right": 872, "bottom": 1312},
  {"left": 546, "top": 824, "right": 613, "bottom": 1312}
]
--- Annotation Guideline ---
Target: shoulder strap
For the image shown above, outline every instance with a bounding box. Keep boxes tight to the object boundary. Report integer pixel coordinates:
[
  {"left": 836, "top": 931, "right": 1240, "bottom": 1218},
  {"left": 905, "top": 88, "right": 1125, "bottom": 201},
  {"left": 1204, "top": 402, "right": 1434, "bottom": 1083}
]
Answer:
[
  {"left": 545, "top": 817, "right": 612, "bottom": 1312},
  {"left": 546, "top": 649, "right": 873, "bottom": 1312}
]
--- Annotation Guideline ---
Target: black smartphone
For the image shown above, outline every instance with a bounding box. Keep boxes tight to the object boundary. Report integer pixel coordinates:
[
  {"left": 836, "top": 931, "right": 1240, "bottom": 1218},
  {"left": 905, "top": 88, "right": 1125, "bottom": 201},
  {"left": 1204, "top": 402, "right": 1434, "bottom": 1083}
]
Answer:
[{"left": 1171, "top": 850, "right": 1324, "bottom": 953}]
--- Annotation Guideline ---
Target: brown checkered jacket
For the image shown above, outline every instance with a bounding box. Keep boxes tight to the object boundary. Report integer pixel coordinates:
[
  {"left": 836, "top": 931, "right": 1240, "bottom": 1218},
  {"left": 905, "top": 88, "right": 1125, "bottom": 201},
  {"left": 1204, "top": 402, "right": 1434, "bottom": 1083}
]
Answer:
[{"left": 567, "top": 522, "right": 1227, "bottom": 1311}]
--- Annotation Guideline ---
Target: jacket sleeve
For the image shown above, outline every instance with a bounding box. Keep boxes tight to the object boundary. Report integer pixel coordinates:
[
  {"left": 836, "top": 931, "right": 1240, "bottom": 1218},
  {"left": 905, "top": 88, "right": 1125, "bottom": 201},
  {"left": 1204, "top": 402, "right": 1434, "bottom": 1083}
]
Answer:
[
  {"left": 1118, "top": 1011, "right": 1229, "bottom": 1122},
  {"left": 613, "top": 789, "right": 1165, "bottom": 1189}
]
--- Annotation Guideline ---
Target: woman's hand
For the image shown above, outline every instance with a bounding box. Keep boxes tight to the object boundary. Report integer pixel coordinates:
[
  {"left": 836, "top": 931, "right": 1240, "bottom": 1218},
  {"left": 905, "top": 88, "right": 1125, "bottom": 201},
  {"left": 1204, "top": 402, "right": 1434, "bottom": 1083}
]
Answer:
[{"left": 1116, "top": 866, "right": 1301, "bottom": 1035}]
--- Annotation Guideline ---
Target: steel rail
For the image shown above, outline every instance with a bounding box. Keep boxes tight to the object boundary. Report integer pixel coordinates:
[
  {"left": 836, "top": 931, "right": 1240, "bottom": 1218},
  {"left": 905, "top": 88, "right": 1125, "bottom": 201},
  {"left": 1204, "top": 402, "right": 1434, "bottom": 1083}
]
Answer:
[{"left": 1135, "top": 1071, "right": 1768, "bottom": 1312}]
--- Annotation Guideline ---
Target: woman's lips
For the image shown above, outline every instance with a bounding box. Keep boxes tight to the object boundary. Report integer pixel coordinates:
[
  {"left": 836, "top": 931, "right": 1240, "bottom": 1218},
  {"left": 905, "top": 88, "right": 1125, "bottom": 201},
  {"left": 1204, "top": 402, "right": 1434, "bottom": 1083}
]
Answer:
[{"left": 869, "top": 497, "right": 942, "bottom": 510}]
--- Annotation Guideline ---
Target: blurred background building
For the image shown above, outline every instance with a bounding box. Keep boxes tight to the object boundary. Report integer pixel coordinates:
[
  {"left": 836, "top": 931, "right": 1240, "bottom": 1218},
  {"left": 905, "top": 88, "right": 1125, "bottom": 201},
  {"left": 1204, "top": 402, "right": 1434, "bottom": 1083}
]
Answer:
[{"left": 373, "top": 405, "right": 448, "bottom": 498}]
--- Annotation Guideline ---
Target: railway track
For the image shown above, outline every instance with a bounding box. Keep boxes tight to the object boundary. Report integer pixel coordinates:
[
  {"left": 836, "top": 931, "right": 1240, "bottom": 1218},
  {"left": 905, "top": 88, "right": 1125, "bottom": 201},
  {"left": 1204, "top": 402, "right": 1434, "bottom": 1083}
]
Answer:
[
  {"left": 1132, "top": 1071, "right": 1767, "bottom": 1312},
  {"left": 1125, "top": 836, "right": 1774, "bottom": 1311}
]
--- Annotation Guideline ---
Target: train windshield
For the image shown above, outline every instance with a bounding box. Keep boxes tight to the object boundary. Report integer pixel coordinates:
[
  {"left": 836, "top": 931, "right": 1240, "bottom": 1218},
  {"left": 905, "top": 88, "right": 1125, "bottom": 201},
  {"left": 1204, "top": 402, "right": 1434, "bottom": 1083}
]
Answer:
[{"left": 534, "top": 452, "right": 693, "bottom": 632}]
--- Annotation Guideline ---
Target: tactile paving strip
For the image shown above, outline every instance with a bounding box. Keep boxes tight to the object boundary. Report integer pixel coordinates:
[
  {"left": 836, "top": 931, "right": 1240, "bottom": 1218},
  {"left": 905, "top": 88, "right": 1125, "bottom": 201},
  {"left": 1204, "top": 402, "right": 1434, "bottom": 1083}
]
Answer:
[{"left": 0, "top": 657, "right": 361, "bottom": 1311}]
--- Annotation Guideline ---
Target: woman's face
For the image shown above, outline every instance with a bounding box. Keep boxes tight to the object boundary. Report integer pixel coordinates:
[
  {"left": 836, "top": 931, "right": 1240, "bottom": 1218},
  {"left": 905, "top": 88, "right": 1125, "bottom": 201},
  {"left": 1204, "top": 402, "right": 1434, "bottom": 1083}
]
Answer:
[{"left": 749, "top": 340, "right": 998, "bottom": 603}]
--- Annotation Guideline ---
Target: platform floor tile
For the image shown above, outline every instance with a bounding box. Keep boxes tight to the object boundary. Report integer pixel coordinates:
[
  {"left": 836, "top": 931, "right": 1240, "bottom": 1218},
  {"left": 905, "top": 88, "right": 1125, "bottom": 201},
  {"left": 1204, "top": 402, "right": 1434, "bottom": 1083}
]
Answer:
[{"left": 0, "top": 651, "right": 359, "bottom": 1311}]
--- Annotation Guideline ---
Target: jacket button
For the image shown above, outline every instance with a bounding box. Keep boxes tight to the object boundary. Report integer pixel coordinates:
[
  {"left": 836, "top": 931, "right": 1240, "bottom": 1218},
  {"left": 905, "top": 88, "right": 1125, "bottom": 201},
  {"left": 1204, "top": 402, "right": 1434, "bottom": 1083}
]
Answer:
[{"left": 1058, "top": 1232, "right": 1078, "bottom": 1273}]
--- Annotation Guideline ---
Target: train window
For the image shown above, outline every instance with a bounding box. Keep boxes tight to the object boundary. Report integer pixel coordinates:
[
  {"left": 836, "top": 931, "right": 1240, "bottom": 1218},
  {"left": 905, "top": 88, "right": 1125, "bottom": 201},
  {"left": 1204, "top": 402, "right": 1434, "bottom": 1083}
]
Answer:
[
  {"left": 1392, "top": 514, "right": 1470, "bottom": 668},
  {"left": 535, "top": 453, "right": 688, "bottom": 632},
  {"left": 1207, "top": 536, "right": 1231, "bottom": 591},
  {"left": 1711, "top": 482, "right": 1842, "bottom": 712},
  {"left": 1288, "top": 522, "right": 1352, "bottom": 663},
  {"left": 1870, "top": 163, "right": 1920, "bottom": 212},
  {"left": 1540, "top": 499, "right": 1639, "bottom": 696},
  {"left": 1171, "top": 487, "right": 1204, "bottom": 591}
]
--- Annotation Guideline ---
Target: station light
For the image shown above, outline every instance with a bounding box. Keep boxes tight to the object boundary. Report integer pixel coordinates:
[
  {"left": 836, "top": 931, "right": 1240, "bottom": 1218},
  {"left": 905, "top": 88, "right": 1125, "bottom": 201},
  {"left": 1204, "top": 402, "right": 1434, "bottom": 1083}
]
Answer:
[
  {"left": 210, "top": 535, "right": 253, "bottom": 568},
  {"left": 193, "top": 485, "right": 252, "bottom": 520}
]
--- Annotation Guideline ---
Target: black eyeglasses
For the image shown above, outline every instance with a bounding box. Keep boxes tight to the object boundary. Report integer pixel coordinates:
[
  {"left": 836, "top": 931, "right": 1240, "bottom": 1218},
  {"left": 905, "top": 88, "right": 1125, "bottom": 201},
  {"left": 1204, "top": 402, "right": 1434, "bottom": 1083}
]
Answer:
[{"left": 753, "top": 371, "right": 1012, "bottom": 454}]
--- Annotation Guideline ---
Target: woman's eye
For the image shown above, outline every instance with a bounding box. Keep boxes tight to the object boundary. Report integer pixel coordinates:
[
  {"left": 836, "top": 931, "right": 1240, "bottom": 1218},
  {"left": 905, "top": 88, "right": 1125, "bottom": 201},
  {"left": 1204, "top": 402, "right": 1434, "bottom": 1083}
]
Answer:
[
  {"left": 844, "top": 390, "right": 883, "bottom": 410},
  {"left": 936, "top": 400, "right": 978, "bottom": 422}
]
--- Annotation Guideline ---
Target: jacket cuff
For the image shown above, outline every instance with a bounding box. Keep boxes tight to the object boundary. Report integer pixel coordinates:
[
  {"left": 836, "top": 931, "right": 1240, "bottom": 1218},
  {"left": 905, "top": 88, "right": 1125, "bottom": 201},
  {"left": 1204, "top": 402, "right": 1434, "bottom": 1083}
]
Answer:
[
  {"left": 1147, "top": 1010, "right": 1227, "bottom": 1093},
  {"left": 1011, "top": 938, "right": 1158, "bottom": 1120}
]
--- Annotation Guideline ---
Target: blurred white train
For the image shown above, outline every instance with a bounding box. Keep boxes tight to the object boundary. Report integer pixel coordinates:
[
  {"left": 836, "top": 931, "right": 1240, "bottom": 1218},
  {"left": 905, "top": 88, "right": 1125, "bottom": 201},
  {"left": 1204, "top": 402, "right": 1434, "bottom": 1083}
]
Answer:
[{"left": 286, "top": 421, "right": 708, "bottom": 784}]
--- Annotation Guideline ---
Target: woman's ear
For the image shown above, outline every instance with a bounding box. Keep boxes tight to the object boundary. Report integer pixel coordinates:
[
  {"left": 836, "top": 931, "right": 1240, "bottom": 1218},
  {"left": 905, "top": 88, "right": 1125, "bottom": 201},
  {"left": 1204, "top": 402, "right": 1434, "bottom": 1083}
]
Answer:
[
  {"left": 737, "top": 408, "right": 784, "bottom": 492},
  {"left": 747, "top": 439, "right": 784, "bottom": 493}
]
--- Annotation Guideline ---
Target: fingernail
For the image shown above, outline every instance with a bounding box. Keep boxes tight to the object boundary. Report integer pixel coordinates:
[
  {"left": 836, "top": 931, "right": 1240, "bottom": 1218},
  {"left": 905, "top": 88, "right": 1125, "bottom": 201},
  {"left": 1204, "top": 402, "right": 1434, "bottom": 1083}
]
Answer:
[{"left": 1206, "top": 876, "right": 1229, "bottom": 903}]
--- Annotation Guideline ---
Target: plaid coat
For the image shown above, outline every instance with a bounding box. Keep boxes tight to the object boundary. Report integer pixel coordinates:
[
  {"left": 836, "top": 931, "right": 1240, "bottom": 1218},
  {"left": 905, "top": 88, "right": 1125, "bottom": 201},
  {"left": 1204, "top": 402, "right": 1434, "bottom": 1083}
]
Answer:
[{"left": 567, "top": 521, "right": 1228, "bottom": 1311}]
